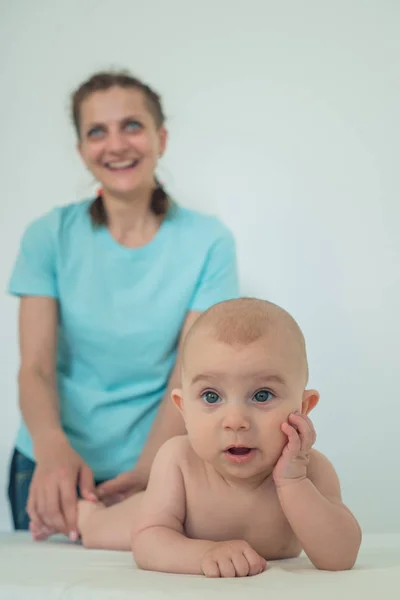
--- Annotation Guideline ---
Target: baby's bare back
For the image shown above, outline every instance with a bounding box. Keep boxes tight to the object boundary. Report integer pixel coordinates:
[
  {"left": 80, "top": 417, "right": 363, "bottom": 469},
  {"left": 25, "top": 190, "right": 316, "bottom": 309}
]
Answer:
[{"left": 179, "top": 440, "right": 302, "bottom": 560}]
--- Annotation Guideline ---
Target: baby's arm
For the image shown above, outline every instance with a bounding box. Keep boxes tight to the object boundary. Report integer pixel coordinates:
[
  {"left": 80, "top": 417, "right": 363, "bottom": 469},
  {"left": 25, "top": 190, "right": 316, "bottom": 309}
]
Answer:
[
  {"left": 132, "top": 437, "right": 265, "bottom": 577},
  {"left": 131, "top": 437, "right": 215, "bottom": 574},
  {"left": 132, "top": 437, "right": 214, "bottom": 575},
  {"left": 277, "top": 450, "right": 362, "bottom": 571}
]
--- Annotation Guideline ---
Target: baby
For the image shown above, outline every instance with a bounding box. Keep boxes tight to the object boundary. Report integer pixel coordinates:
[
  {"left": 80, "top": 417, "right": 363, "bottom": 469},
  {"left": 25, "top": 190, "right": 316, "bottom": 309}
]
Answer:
[{"left": 31, "top": 298, "right": 362, "bottom": 577}]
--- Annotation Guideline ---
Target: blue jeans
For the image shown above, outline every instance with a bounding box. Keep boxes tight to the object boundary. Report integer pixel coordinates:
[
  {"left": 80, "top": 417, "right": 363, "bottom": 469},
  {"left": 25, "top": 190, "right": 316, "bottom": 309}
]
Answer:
[
  {"left": 7, "top": 448, "right": 106, "bottom": 531},
  {"left": 7, "top": 448, "right": 35, "bottom": 530}
]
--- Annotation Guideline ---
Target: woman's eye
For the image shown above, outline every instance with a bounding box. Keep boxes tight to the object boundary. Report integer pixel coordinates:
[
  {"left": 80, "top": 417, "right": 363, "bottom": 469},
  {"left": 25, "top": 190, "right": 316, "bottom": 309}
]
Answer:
[
  {"left": 125, "top": 121, "right": 141, "bottom": 132},
  {"left": 87, "top": 127, "right": 104, "bottom": 138},
  {"left": 253, "top": 390, "right": 273, "bottom": 403},
  {"left": 202, "top": 391, "right": 221, "bottom": 405}
]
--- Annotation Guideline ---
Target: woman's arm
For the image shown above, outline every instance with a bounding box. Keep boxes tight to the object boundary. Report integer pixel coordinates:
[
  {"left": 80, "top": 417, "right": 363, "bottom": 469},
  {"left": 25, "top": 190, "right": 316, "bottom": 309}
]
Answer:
[
  {"left": 18, "top": 297, "right": 96, "bottom": 539},
  {"left": 133, "top": 310, "right": 201, "bottom": 473},
  {"left": 96, "top": 311, "right": 201, "bottom": 501},
  {"left": 18, "top": 297, "right": 63, "bottom": 446}
]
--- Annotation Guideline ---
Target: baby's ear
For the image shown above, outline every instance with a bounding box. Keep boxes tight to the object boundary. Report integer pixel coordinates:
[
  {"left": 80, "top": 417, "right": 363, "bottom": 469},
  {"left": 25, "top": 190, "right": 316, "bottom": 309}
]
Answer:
[
  {"left": 171, "top": 388, "right": 184, "bottom": 413},
  {"left": 302, "top": 389, "right": 320, "bottom": 415}
]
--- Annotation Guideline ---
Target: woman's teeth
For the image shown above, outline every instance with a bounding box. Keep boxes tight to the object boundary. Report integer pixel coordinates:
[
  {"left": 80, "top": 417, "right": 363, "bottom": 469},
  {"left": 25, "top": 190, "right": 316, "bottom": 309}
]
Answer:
[{"left": 106, "top": 159, "right": 138, "bottom": 170}]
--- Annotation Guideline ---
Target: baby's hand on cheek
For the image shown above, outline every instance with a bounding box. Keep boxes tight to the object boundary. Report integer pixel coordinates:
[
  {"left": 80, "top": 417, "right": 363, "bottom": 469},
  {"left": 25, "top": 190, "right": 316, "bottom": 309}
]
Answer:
[{"left": 272, "top": 411, "right": 317, "bottom": 488}]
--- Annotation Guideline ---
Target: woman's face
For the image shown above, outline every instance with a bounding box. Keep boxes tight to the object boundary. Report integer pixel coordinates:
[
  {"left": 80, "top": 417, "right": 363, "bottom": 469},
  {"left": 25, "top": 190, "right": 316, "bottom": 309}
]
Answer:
[{"left": 78, "top": 86, "right": 167, "bottom": 198}]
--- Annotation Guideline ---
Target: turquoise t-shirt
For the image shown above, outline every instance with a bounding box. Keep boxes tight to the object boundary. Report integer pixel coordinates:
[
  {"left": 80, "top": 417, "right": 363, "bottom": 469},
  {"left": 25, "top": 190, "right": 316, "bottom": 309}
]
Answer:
[{"left": 8, "top": 199, "right": 239, "bottom": 480}]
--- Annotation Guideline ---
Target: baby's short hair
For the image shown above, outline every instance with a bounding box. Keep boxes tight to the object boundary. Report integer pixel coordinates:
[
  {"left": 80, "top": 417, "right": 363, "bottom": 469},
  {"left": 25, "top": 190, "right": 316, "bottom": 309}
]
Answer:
[{"left": 183, "top": 297, "right": 309, "bottom": 382}]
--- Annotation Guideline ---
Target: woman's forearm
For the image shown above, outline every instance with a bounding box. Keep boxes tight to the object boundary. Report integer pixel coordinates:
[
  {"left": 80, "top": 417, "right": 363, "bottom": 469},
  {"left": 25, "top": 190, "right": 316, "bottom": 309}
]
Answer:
[
  {"left": 134, "top": 312, "right": 200, "bottom": 476},
  {"left": 135, "top": 371, "right": 185, "bottom": 474},
  {"left": 18, "top": 367, "right": 67, "bottom": 455}
]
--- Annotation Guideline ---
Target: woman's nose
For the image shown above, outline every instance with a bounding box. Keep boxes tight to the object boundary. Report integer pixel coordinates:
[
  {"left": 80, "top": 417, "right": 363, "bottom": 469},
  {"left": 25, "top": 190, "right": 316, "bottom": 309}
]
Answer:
[{"left": 106, "top": 130, "right": 129, "bottom": 153}]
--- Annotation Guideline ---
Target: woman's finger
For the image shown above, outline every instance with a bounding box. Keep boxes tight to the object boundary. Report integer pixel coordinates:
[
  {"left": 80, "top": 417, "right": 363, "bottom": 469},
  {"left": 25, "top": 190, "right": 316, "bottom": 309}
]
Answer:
[
  {"left": 44, "top": 478, "right": 68, "bottom": 534},
  {"left": 27, "top": 482, "right": 45, "bottom": 529},
  {"left": 34, "top": 479, "right": 50, "bottom": 529},
  {"left": 59, "top": 477, "right": 79, "bottom": 540},
  {"left": 79, "top": 465, "right": 97, "bottom": 503},
  {"left": 96, "top": 472, "right": 132, "bottom": 500}
]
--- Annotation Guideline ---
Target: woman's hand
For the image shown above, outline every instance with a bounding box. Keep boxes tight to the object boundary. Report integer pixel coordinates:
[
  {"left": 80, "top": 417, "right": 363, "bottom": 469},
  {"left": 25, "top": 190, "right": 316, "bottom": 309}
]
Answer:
[
  {"left": 95, "top": 467, "right": 148, "bottom": 506},
  {"left": 28, "top": 435, "right": 97, "bottom": 540}
]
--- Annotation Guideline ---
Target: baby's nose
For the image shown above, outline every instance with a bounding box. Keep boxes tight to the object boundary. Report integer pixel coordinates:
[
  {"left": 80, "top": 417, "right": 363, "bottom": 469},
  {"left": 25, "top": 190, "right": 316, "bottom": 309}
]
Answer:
[{"left": 222, "top": 406, "right": 250, "bottom": 431}]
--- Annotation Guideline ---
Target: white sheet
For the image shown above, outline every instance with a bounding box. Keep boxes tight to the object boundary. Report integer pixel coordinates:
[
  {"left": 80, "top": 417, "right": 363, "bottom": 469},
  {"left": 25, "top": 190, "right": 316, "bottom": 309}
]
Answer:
[{"left": 0, "top": 532, "right": 399, "bottom": 599}]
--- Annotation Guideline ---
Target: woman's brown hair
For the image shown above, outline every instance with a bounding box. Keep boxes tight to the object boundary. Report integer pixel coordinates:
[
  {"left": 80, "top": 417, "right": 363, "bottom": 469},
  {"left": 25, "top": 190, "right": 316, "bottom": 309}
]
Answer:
[{"left": 71, "top": 70, "right": 169, "bottom": 225}]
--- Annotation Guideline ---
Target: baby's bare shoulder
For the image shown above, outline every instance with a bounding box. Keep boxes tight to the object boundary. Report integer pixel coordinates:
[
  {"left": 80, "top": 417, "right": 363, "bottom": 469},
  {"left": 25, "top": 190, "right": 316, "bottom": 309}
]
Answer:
[
  {"left": 308, "top": 448, "right": 335, "bottom": 471},
  {"left": 157, "top": 435, "right": 193, "bottom": 465},
  {"left": 307, "top": 449, "right": 342, "bottom": 499},
  {"left": 163, "top": 437, "right": 208, "bottom": 481}
]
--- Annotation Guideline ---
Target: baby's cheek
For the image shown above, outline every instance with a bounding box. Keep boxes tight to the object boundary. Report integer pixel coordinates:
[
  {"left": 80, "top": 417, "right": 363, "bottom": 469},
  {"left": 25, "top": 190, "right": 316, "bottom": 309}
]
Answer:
[
  {"left": 270, "top": 407, "right": 289, "bottom": 429},
  {"left": 266, "top": 410, "right": 291, "bottom": 450},
  {"left": 185, "top": 416, "right": 215, "bottom": 458}
]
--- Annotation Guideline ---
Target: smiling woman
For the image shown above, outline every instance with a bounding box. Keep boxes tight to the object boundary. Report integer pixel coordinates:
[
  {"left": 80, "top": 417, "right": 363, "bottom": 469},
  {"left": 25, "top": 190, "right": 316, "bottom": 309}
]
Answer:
[
  {"left": 72, "top": 72, "right": 169, "bottom": 232},
  {"left": 6, "top": 69, "right": 239, "bottom": 542}
]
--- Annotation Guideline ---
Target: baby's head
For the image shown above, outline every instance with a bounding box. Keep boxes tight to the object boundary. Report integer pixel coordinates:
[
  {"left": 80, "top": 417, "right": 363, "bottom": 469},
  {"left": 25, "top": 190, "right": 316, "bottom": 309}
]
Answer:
[{"left": 172, "top": 298, "right": 319, "bottom": 483}]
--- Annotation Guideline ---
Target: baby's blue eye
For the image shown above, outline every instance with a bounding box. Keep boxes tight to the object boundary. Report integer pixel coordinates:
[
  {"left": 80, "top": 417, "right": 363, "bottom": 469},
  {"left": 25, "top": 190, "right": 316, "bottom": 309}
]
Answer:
[
  {"left": 202, "top": 391, "right": 221, "bottom": 405},
  {"left": 253, "top": 390, "right": 273, "bottom": 403}
]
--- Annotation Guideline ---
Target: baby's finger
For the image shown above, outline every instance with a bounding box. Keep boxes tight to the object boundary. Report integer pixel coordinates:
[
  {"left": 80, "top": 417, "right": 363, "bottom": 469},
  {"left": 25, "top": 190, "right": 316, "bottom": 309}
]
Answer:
[
  {"left": 217, "top": 557, "right": 236, "bottom": 578},
  {"left": 301, "top": 414, "right": 317, "bottom": 445},
  {"left": 281, "top": 422, "right": 301, "bottom": 454},
  {"left": 231, "top": 551, "right": 250, "bottom": 577},
  {"left": 201, "top": 558, "right": 220, "bottom": 578},
  {"left": 288, "top": 413, "right": 314, "bottom": 450},
  {"left": 243, "top": 546, "right": 267, "bottom": 576}
]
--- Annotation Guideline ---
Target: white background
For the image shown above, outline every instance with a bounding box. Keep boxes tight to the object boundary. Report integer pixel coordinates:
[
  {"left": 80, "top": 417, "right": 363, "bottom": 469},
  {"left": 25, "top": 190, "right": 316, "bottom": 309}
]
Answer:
[{"left": 0, "top": 0, "right": 399, "bottom": 533}]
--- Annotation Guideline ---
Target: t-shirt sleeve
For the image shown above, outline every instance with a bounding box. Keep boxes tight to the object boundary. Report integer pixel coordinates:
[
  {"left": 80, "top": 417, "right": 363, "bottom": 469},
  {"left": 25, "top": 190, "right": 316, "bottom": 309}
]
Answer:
[
  {"left": 8, "top": 213, "right": 58, "bottom": 298},
  {"left": 189, "top": 225, "right": 240, "bottom": 312}
]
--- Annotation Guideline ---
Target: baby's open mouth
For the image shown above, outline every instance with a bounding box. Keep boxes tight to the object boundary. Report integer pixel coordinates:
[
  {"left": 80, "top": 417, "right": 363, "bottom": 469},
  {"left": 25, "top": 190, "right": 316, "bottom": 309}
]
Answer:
[{"left": 226, "top": 447, "right": 253, "bottom": 456}]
